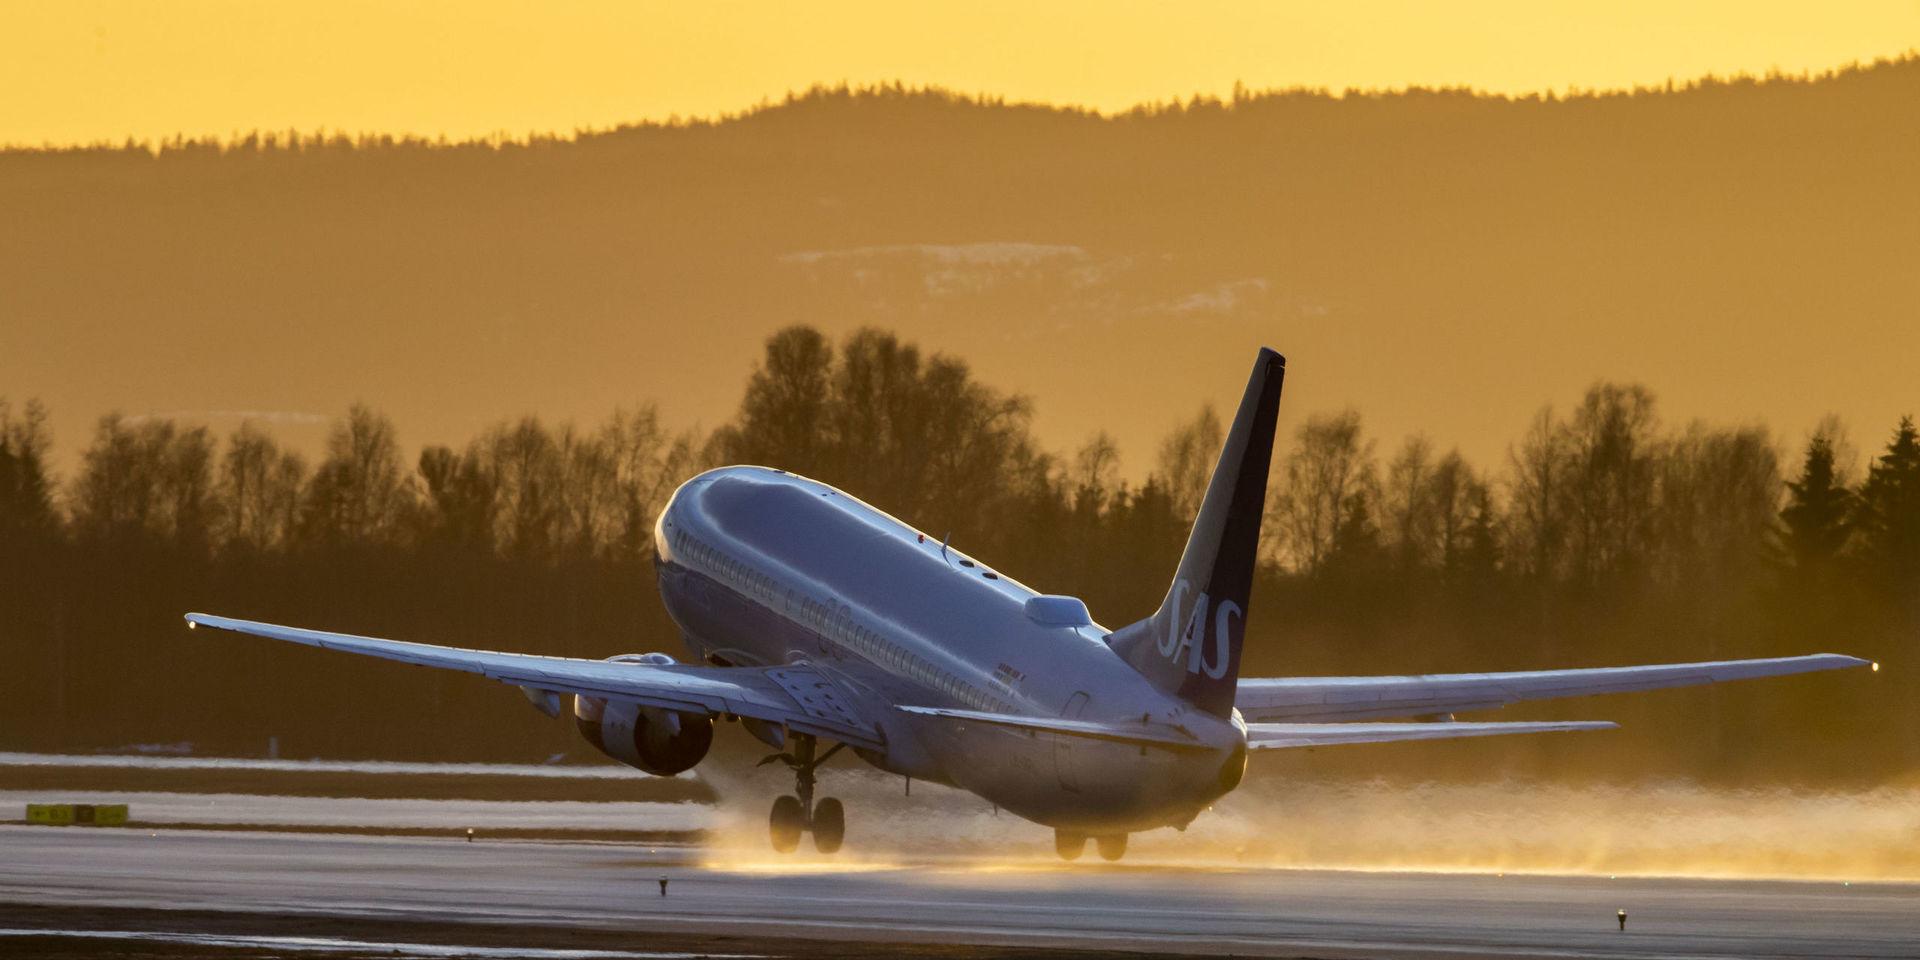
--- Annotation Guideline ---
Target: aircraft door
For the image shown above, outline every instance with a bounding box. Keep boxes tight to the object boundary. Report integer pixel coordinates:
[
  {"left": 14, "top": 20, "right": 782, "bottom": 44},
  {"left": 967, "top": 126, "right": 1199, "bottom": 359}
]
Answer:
[{"left": 1054, "top": 691, "right": 1090, "bottom": 792}]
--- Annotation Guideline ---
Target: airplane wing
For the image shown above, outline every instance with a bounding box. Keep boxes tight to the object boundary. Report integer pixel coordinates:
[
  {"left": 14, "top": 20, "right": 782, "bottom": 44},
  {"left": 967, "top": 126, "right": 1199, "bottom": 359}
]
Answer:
[
  {"left": 1235, "top": 653, "right": 1870, "bottom": 723},
  {"left": 183, "top": 613, "right": 883, "bottom": 750},
  {"left": 1246, "top": 720, "right": 1615, "bottom": 750}
]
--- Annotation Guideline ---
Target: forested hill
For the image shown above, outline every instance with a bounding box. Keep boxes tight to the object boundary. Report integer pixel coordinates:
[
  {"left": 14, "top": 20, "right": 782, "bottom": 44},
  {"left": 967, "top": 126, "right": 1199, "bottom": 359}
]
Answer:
[{"left": 3, "top": 58, "right": 1917, "bottom": 478}]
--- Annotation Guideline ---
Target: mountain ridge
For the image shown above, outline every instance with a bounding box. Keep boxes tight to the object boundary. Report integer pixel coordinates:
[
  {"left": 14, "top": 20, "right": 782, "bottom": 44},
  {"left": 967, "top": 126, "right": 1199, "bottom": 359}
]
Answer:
[{"left": 3, "top": 57, "right": 1915, "bottom": 480}]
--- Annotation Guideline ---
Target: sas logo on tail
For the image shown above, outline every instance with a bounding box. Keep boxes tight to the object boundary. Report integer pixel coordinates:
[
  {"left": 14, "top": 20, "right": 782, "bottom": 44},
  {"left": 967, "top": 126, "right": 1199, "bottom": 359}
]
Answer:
[{"left": 1157, "top": 579, "right": 1240, "bottom": 680}]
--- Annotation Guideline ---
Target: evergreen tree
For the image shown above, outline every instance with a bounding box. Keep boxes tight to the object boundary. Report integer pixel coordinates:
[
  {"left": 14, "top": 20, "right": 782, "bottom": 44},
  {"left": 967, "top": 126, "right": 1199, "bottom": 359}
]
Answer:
[
  {"left": 0, "top": 399, "right": 58, "bottom": 539},
  {"left": 1322, "top": 489, "right": 1388, "bottom": 583},
  {"left": 1447, "top": 481, "right": 1503, "bottom": 599},
  {"left": 1777, "top": 427, "right": 1853, "bottom": 578},
  {"left": 1856, "top": 416, "right": 1920, "bottom": 610}
]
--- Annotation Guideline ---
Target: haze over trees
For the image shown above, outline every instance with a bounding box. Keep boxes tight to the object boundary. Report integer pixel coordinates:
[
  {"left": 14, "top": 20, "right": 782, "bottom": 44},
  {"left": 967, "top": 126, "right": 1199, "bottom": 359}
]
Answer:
[
  {"left": 4, "top": 59, "right": 1916, "bottom": 490},
  {"left": 0, "top": 327, "right": 1909, "bottom": 785}
]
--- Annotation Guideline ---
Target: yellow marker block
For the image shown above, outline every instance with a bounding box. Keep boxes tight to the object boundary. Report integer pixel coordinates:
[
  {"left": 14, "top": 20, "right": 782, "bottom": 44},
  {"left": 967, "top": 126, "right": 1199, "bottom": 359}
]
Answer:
[
  {"left": 27, "top": 804, "right": 74, "bottom": 825},
  {"left": 25, "top": 803, "right": 129, "bottom": 826},
  {"left": 78, "top": 804, "right": 129, "bottom": 826}
]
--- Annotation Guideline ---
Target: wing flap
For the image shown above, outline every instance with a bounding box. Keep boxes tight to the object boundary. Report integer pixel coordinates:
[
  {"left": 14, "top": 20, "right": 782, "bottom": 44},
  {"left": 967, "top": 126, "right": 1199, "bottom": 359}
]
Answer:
[
  {"left": 1236, "top": 654, "right": 1869, "bottom": 723},
  {"left": 184, "top": 613, "right": 883, "bottom": 750},
  {"left": 1247, "top": 720, "right": 1616, "bottom": 750}
]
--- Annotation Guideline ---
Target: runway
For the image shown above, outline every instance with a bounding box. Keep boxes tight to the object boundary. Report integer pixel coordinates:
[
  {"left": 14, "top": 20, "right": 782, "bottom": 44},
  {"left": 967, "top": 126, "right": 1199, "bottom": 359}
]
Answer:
[{"left": 3, "top": 826, "right": 1917, "bottom": 959}]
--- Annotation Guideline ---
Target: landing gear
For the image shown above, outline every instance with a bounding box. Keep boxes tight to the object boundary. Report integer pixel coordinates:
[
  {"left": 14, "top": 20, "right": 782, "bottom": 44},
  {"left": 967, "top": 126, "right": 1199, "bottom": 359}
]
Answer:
[
  {"left": 1056, "top": 830, "right": 1126, "bottom": 861},
  {"left": 1055, "top": 829, "right": 1087, "bottom": 860},
  {"left": 759, "top": 734, "right": 847, "bottom": 854},
  {"left": 812, "top": 797, "right": 845, "bottom": 853},
  {"left": 769, "top": 795, "right": 804, "bottom": 853}
]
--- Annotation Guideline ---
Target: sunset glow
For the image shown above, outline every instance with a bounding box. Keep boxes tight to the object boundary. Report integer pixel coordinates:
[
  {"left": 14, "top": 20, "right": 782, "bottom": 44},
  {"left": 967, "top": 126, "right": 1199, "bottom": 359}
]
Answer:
[{"left": 6, "top": 0, "right": 1917, "bottom": 145}]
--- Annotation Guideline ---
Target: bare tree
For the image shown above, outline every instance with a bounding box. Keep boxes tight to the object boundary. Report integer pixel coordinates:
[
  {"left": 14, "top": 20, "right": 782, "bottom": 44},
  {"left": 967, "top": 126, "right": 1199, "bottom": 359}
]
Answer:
[
  {"left": 485, "top": 416, "right": 563, "bottom": 561},
  {"left": 71, "top": 414, "right": 216, "bottom": 546},
  {"left": 301, "top": 404, "right": 412, "bottom": 545},
  {"left": 1156, "top": 405, "right": 1223, "bottom": 521},
  {"left": 1273, "top": 410, "right": 1373, "bottom": 573},
  {"left": 1426, "top": 448, "right": 1490, "bottom": 578},
  {"left": 1507, "top": 406, "right": 1568, "bottom": 582},
  {"left": 603, "top": 406, "right": 705, "bottom": 560},
  {"left": 1564, "top": 383, "right": 1660, "bottom": 587},
  {"left": 219, "top": 421, "right": 306, "bottom": 551},
  {"left": 1383, "top": 435, "right": 1437, "bottom": 574},
  {"left": 1656, "top": 423, "right": 1780, "bottom": 591},
  {"left": 1071, "top": 432, "right": 1121, "bottom": 507},
  {"left": 418, "top": 443, "right": 496, "bottom": 552}
]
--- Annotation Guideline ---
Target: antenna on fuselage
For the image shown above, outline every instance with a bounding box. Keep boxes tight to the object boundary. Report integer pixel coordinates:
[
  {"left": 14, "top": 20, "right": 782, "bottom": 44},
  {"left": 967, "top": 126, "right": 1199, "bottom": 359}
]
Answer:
[{"left": 940, "top": 531, "right": 951, "bottom": 560}]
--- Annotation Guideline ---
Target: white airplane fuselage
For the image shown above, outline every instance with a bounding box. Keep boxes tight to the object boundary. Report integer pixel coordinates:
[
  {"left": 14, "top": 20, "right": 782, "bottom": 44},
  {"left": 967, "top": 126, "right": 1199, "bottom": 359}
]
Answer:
[{"left": 650, "top": 465, "right": 1248, "bottom": 833}]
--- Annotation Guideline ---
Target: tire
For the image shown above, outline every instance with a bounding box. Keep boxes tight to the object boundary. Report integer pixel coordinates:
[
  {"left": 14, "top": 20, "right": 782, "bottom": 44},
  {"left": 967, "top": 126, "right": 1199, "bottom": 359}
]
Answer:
[
  {"left": 769, "top": 795, "right": 804, "bottom": 853},
  {"left": 1096, "top": 833, "right": 1128, "bottom": 862},
  {"left": 1054, "top": 830, "right": 1087, "bottom": 861},
  {"left": 811, "top": 797, "right": 845, "bottom": 854}
]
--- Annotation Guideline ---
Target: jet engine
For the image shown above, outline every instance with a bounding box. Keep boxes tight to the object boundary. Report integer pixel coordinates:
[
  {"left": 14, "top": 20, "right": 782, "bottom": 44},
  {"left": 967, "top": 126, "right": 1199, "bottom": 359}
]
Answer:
[{"left": 573, "top": 654, "right": 714, "bottom": 775}]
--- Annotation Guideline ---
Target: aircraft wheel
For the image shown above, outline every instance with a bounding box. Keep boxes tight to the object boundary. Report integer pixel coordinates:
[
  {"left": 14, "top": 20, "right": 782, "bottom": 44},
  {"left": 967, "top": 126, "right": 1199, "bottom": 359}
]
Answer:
[
  {"left": 1054, "top": 829, "right": 1087, "bottom": 861},
  {"left": 811, "top": 797, "right": 845, "bottom": 854},
  {"left": 1096, "top": 833, "right": 1128, "bottom": 861},
  {"left": 769, "top": 795, "right": 804, "bottom": 853}
]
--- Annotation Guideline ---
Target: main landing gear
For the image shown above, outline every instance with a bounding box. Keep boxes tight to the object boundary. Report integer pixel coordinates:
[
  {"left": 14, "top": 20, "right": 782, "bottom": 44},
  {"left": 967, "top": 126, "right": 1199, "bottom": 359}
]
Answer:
[
  {"left": 759, "top": 734, "right": 846, "bottom": 854},
  {"left": 1055, "top": 829, "right": 1128, "bottom": 862}
]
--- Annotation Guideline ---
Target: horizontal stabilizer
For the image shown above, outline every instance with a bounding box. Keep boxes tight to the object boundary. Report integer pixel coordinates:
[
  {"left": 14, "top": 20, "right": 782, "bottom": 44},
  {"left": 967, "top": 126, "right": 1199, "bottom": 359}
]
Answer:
[
  {"left": 1237, "top": 654, "right": 1870, "bottom": 723},
  {"left": 897, "top": 705, "right": 1211, "bottom": 750},
  {"left": 1247, "top": 720, "right": 1617, "bottom": 750}
]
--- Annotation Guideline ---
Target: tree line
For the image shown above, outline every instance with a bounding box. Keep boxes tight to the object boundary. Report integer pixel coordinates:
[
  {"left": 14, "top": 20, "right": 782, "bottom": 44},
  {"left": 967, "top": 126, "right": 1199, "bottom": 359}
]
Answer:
[
  {"left": 13, "top": 56, "right": 1912, "bottom": 159},
  {"left": 0, "top": 328, "right": 1912, "bottom": 783}
]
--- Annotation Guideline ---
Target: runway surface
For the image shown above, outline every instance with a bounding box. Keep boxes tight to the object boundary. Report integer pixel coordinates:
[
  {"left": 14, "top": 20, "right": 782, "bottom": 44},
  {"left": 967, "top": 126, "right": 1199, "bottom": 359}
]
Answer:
[
  {"left": 0, "top": 790, "right": 707, "bottom": 832},
  {"left": 3, "top": 826, "right": 1917, "bottom": 959}
]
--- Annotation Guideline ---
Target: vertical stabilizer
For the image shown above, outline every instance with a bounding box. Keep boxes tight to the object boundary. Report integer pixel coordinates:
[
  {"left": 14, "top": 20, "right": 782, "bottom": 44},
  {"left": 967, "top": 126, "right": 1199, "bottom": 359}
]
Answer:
[{"left": 1108, "top": 349, "right": 1284, "bottom": 717}]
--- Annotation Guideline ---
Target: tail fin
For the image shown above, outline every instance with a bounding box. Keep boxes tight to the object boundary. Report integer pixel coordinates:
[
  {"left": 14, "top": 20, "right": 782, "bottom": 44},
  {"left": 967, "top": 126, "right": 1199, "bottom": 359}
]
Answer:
[{"left": 1108, "top": 348, "right": 1285, "bottom": 717}]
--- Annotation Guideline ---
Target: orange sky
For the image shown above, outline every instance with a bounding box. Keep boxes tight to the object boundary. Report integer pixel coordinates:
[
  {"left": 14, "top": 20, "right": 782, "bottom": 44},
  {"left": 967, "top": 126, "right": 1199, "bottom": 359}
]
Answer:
[{"left": 5, "top": 1, "right": 1917, "bottom": 145}]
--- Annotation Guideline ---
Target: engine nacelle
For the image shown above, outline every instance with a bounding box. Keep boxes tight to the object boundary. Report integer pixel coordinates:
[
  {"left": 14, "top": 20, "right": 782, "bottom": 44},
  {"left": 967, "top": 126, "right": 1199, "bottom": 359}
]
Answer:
[{"left": 573, "top": 654, "right": 713, "bottom": 775}]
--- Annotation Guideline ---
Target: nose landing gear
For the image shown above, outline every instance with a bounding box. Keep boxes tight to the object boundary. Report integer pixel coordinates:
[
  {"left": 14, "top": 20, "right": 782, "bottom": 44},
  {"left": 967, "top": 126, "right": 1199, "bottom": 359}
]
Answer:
[{"left": 760, "top": 734, "right": 846, "bottom": 854}]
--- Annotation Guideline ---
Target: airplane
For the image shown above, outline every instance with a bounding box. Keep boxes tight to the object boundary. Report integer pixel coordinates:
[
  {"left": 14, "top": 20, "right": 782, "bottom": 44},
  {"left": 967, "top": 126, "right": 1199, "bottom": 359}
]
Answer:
[{"left": 185, "top": 348, "right": 1873, "bottom": 861}]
